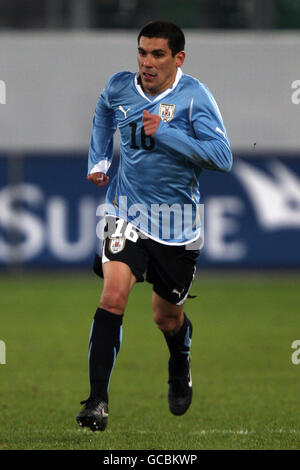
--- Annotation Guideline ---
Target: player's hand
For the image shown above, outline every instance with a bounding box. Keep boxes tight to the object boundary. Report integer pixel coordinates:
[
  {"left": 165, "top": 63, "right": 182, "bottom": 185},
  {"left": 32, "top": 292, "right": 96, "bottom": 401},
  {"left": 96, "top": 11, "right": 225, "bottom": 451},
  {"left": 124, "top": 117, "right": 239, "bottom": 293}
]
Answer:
[
  {"left": 142, "top": 110, "right": 161, "bottom": 136},
  {"left": 87, "top": 172, "right": 109, "bottom": 187}
]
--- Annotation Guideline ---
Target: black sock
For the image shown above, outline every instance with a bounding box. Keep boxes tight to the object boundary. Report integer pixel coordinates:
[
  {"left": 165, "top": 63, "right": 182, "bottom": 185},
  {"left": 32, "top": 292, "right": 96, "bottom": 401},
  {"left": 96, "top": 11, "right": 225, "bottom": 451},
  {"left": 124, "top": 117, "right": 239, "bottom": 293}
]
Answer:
[
  {"left": 163, "top": 313, "right": 193, "bottom": 378},
  {"left": 88, "top": 307, "right": 123, "bottom": 403}
]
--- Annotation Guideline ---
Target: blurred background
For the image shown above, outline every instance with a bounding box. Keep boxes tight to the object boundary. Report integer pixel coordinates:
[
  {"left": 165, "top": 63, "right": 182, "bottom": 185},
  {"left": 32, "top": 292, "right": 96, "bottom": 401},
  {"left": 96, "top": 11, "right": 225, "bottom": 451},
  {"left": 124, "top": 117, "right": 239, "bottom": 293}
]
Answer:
[{"left": 1, "top": 0, "right": 300, "bottom": 272}]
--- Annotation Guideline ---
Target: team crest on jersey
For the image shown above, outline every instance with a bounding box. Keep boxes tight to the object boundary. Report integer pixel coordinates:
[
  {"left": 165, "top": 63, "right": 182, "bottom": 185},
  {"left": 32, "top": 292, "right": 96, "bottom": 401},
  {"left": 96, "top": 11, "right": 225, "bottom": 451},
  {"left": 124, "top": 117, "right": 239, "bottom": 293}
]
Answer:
[
  {"left": 159, "top": 103, "right": 175, "bottom": 122},
  {"left": 109, "top": 237, "right": 126, "bottom": 254}
]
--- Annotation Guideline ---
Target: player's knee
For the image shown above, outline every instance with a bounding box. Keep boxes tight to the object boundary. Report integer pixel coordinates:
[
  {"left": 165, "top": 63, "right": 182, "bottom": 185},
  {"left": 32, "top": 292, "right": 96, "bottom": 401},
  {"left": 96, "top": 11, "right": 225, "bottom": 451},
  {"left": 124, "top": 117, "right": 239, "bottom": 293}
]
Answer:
[
  {"left": 100, "top": 288, "right": 128, "bottom": 315},
  {"left": 153, "top": 311, "right": 178, "bottom": 336}
]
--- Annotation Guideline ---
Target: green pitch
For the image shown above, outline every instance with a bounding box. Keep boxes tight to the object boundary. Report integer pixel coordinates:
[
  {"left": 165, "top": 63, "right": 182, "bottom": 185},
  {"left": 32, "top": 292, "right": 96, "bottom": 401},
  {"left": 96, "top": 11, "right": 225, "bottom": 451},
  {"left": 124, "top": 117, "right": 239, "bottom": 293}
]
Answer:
[{"left": 0, "top": 272, "right": 299, "bottom": 450}]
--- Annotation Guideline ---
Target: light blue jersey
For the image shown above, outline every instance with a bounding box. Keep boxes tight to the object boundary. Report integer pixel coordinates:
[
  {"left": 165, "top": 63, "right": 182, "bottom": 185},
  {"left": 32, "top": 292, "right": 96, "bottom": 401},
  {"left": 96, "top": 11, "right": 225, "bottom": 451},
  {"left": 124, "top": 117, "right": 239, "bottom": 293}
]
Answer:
[{"left": 88, "top": 68, "right": 232, "bottom": 244}]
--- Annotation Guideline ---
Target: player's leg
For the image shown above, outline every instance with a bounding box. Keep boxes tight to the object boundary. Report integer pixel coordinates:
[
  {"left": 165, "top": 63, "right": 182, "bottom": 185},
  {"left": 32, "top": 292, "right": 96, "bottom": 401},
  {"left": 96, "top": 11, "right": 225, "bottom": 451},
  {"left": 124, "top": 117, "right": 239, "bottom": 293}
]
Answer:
[
  {"left": 145, "top": 238, "right": 198, "bottom": 416},
  {"left": 89, "top": 261, "right": 136, "bottom": 400},
  {"left": 77, "top": 261, "right": 136, "bottom": 431},
  {"left": 152, "top": 293, "right": 193, "bottom": 416},
  {"left": 77, "top": 217, "right": 148, "bottom": 430}
]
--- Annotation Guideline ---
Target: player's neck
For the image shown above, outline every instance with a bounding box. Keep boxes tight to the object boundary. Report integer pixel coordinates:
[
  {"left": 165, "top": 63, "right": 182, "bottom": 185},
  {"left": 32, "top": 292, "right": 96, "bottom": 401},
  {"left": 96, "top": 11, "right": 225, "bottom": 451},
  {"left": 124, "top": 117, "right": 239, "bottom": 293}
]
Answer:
[{"left": 138, "top": 73, "right": 177, "bottom": 98}]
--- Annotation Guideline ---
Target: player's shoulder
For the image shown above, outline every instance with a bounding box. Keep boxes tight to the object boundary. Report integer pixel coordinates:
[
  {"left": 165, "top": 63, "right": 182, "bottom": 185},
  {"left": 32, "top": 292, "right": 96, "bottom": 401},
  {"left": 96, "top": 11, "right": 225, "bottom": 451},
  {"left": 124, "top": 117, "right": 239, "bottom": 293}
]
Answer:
[
  {"left": 181, "top": 72, "right": 217, "bottom": 108},
  {"left": 181, "top": 72, "right": 212, "bottom": 97},
  {"left": 105, "top": 71, "right": 134, "bottom": 96}
]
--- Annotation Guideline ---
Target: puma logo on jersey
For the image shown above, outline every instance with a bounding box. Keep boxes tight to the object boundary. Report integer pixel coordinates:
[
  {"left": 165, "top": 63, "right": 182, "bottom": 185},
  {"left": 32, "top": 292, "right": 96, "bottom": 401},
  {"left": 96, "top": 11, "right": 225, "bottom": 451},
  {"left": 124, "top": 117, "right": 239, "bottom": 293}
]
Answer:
[{"left": 118, "top": 106, "right": 130, "bottom": 118}]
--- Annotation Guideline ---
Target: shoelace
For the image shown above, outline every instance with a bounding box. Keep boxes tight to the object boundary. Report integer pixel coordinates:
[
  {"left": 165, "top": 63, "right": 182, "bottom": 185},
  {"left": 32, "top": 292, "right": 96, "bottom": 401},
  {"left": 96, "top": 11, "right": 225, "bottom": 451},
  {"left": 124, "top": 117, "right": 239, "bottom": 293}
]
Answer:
[
  {"left": 80, "top": 398, "right": 101, "bottom": 408},
  {"left": 80, "top": 398, "right": 108, "bottom": 410}
]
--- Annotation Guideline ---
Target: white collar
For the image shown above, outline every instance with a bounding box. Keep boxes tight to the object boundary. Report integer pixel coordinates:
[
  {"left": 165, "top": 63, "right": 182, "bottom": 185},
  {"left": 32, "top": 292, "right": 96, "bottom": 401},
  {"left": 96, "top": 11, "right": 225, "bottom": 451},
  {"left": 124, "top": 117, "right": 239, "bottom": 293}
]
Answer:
[{"left": 134, "top": 68, "right": 183, "bottom": 103}]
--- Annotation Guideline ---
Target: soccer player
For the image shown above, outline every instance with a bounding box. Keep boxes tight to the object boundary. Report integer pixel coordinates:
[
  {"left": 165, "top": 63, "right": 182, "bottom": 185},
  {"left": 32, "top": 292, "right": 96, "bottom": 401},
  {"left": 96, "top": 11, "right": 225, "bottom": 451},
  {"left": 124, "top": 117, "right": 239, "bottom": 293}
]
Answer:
[{"left": 76, "top": 21, "right": 232, "bottom": 431}]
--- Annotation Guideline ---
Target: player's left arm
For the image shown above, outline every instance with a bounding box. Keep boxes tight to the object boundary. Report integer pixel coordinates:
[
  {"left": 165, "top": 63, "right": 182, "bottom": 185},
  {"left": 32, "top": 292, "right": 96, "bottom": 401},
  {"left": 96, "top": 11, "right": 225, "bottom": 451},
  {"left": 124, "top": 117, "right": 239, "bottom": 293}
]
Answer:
[{"left": 146, "top": 86, "right": 233, "bottom": 172}]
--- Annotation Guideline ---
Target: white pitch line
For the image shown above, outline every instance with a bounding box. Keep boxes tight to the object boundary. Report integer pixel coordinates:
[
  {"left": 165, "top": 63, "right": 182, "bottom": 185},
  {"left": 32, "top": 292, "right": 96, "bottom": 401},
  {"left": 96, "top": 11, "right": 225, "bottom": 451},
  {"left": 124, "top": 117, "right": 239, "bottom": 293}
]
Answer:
[
  {"left": 189, "top": 429, "right": 300, "bottom": 436},
  {"left": 67, "top": 428, "right": 300, "bottom": 436},
  {"left": 190, "top": 430, "right": 252, "bottom": 435}
]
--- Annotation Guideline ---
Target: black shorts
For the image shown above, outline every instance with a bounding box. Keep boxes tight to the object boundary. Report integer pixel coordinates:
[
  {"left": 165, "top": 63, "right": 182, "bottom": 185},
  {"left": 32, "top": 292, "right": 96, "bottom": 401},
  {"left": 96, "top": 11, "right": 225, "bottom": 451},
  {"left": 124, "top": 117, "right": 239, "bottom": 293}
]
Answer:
[{"left": 93, "top": 217, "right": 200, "bottom": 305}]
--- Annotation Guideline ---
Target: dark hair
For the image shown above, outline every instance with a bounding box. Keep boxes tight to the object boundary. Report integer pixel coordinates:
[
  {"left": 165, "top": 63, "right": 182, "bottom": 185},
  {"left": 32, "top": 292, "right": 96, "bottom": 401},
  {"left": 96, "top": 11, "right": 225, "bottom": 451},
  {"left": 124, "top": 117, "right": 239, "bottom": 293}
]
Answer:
[{"left": 137, "top": 21, "right": 185, "bottom": 56}]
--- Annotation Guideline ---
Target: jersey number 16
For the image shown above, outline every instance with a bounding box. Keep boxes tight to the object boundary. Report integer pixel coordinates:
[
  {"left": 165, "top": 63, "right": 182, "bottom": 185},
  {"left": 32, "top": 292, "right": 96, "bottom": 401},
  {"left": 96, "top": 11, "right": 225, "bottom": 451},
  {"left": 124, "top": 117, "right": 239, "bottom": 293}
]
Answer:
[{"left": 129, "top": 122, "right": 155, "bottom": 151}]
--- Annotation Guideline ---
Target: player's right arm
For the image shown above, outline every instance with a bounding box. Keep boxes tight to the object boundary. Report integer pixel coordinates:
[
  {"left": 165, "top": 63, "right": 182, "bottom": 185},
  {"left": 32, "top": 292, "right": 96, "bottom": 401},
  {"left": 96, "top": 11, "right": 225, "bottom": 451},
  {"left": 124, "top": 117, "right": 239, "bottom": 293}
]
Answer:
[
  {"left": 87, "top": 78, "right": 117, "bottom": 185},
  {"left": 87, "top": 172, "right": 110, "bottom": 187}
]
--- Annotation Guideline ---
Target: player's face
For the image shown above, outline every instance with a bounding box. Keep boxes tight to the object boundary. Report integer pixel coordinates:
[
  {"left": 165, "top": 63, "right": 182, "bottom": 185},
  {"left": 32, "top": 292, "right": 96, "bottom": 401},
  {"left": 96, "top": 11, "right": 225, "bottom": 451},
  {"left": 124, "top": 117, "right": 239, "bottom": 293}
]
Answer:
[{"left": 138, "top": 36, "right": 185, "bottom": 97}]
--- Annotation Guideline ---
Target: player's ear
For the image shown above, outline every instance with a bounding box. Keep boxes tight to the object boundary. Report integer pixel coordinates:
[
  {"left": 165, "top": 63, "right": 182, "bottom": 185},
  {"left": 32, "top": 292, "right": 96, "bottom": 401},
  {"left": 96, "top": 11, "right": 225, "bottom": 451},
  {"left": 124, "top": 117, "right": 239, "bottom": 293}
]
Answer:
[{"left": 175, "top": 51, "right": 185, "bottom": 67}]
